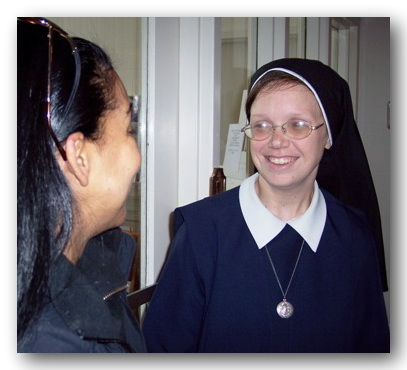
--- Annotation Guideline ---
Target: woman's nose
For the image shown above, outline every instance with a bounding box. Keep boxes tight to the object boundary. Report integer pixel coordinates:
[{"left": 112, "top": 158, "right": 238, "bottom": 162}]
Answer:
[{"left": 268, "top": 126, "right": 290, "bottom": 148}]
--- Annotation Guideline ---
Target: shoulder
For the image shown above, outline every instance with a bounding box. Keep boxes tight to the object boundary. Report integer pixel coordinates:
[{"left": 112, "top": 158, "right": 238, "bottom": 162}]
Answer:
[
  {"left": 20, "top": 303, "right": 130, "bottom": 353},
  {"left": 322, "top": 188, "right": 369, "bottom": 225},
  {"left": 173, "top": 187, "right": 241, "bottom": 233},
  {"left": 179, "top": 186, "right": 240, "bottom": 213},
  {"left": 321, "top": 188, "right": 374, "bottom": 246},
  {"left": 19, "top": 304, "right": 90, "bottom": 353}
]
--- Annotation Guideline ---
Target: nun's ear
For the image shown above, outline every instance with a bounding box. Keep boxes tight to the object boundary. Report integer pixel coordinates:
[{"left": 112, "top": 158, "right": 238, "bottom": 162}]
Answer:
[{"left": 325, "top": 137, "right": 332, "bottom": 150}]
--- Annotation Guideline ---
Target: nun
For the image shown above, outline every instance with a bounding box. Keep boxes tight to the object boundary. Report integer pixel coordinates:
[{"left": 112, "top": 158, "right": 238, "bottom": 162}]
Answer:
[{"left": 143, "top": 58, "right": 390, "bottom": 353}]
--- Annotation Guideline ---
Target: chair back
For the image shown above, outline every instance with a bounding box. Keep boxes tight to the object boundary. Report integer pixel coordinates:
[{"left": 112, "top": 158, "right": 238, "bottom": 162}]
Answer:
[{"left": 127, "top": 283, "right": 157, "bottom": 322}]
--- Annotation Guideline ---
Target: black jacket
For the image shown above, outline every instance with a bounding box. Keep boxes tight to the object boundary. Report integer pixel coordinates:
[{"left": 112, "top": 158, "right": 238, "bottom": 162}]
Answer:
[{"left": 19, "top": 228, "right": 146, "bottom": 352}]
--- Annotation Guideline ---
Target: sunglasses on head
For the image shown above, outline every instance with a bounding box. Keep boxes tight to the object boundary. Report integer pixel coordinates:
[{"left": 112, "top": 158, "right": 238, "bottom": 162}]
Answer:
[{"left": 18, "top": 17, "right": 81, "bottom": 161}]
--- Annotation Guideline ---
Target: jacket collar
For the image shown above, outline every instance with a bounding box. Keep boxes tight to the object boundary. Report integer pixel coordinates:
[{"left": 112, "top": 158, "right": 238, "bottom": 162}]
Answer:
[{"left": 49, "top": 229, "right": 132, "bottom": 342}]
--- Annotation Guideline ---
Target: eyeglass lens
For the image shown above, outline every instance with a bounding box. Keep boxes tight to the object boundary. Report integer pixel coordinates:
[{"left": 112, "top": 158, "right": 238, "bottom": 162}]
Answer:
[{"left": 245, "top": 121, "right": 315, "bottom": 141}]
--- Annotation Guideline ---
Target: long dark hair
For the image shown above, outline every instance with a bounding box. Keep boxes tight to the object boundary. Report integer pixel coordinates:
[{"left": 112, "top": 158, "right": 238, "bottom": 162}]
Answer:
[{"left": 17, "top": 19, "right": 116, "bottom": 343}]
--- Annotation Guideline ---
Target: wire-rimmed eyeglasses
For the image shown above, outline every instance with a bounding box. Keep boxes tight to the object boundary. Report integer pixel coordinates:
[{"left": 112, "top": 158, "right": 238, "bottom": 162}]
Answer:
[
  {"left": 18, "top": 17, "right": 81, "bottom": 161},
  {"left": 241, "top": 120, "right": 325, "bottom": 141}
]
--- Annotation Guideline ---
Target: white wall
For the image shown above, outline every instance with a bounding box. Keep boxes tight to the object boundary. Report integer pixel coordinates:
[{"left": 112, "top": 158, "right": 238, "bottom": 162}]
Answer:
[
  {"left": 357, "top": 17, "right": 390, "bottom": 315},
  {"left": 146, "top": 18, "right": 180, "bottom": 283}
]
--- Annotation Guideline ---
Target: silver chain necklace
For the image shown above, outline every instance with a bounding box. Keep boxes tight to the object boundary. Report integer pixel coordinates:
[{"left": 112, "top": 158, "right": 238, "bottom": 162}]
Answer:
[{"left": 264, "top": 239, "right": 304, "bottom": 319}]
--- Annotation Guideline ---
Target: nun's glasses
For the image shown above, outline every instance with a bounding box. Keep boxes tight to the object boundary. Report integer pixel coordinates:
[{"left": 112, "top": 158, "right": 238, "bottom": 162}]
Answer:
[
  {"left": 241, "top": 120, "right": 325, "bottom": 141},
  {"left": 18, "top": 17, "right": 81, "bottom": 161}
]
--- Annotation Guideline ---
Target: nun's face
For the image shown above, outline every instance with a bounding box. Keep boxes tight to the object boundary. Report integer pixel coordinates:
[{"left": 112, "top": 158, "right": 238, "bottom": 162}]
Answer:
[{"left": 250, "top": 84, "right": 330, "bottom": 194}]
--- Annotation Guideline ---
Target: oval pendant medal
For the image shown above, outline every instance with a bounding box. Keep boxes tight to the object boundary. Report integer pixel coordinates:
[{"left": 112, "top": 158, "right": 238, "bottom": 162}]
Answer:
[{"left": 276, "top": 299, "right": 294, "bottom": 319}]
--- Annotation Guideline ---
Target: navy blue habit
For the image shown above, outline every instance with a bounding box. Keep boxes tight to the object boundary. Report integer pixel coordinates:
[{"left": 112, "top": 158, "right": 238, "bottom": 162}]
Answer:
[{"left": 143, "top": 187, "right": 389, "bottom": 353}]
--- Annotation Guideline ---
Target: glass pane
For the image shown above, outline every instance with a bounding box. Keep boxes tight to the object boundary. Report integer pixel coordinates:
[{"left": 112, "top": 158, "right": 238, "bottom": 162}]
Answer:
[
  {"left": 220, "top": 17, "right": 256, "bottom": 187},
  {"left": 221, "top": 18, "right": 248, "bottom": 161},
  {"left": 288, "top": 17, "right": 306, "bottom": 58},
  {"left": 49, "top": 18, "right": 145, "bottom": 293},
  {"left": 329, "top": 18, "right": 359, "bottom": 113},
  {"left": 330, "top": 20, "right": 340, "bottom": 72}
]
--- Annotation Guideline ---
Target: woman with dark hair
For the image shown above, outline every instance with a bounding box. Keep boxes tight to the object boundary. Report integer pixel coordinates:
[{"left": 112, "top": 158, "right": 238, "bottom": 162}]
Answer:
[
  {"left": 17, "top": 18, "right": 145, "bottom": 352},
  {"left": 143, "top": 58, "right": 390, "bottom": 352}
]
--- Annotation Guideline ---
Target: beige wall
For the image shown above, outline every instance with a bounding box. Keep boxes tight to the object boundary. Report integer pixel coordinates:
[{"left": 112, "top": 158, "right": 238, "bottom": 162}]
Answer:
[
  {"left": 357, "top": 17, "right": 390, "bottom": 316},
  {"left": 49, "top": 17, "right": 142, "bottom": 96}
]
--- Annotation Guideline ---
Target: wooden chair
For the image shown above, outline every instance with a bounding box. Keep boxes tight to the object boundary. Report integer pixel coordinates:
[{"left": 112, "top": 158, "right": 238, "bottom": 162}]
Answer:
[{"left": 127, "top": 283, "right": 157, "bottom": 322}]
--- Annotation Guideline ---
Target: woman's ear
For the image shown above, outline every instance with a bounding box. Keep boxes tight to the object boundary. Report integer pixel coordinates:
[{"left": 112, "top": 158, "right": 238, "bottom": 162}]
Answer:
[
  {"left": 325, "top": 137, "right": 332, "bottom": 150},
  {"left": 61, "top": 132, "right": 90, "bottom": 187}
]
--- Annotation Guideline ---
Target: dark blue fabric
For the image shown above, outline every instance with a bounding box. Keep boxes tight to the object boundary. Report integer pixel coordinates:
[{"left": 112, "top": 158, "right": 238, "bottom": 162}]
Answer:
[
  {"left": 143, "top": 187, "right": 389, "bottom": 353},
  {"left": 19, "top": 228, "right": 146, "bottom": 353}
]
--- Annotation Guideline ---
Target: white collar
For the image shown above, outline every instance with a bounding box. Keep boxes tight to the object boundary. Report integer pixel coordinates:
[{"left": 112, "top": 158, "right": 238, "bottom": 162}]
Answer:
[{"left": 239, "top": 173, "right": 326, "bottom": 252}]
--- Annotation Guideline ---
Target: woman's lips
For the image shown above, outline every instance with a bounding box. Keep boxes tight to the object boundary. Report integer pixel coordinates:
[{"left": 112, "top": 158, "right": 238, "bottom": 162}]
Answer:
[{"left": 265, "top": 156, "right": 297, "bottom": 165}]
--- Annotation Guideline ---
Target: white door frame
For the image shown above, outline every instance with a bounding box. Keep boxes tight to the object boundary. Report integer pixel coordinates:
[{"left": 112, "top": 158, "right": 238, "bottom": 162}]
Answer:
[{"left": 145, "top": 17, "right": 221, "bottom": 282}]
